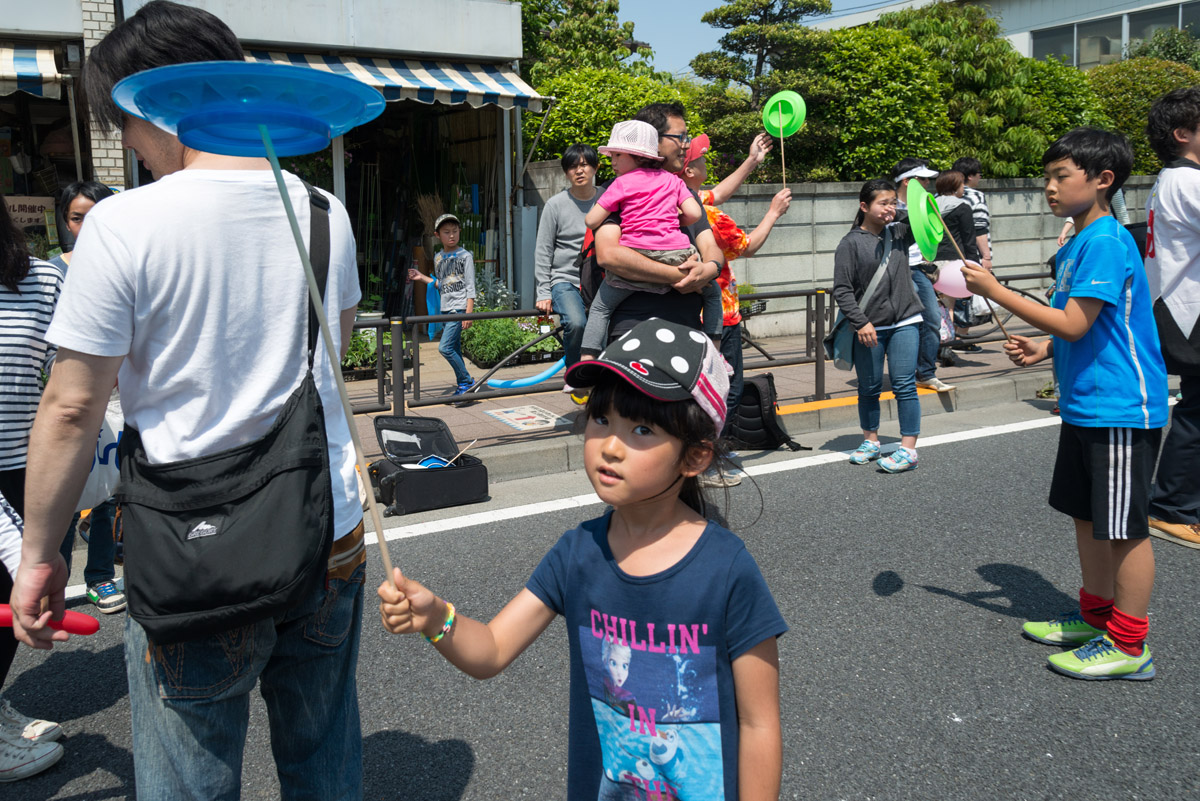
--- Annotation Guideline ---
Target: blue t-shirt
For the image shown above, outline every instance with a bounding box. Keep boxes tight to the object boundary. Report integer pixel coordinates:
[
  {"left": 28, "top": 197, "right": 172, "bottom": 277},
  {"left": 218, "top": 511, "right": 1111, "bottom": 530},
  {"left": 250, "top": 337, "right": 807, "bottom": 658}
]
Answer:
[
  {"left": 1052, "top": 216, "right": 1167, "bottom": 429},
  {"left": 526, "top": 511, "right": 787, "bottom": 801}
]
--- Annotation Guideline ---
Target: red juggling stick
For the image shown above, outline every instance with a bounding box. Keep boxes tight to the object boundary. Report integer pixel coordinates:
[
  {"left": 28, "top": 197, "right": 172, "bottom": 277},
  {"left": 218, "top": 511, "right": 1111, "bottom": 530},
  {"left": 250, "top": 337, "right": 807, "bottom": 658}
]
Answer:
[{"left": 0, "top": 604, "right": 100, "bottom": 635}]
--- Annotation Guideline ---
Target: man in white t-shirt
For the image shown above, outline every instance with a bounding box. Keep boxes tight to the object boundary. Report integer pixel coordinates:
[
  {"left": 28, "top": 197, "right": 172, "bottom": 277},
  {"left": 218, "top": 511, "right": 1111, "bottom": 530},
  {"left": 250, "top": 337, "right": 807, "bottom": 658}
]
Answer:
[
  {"left": 9, "top": 3, "right": 367, "bottom": 798},
  {"left": 1145, "top": 87, "right": 1200, "bottom": 547}
]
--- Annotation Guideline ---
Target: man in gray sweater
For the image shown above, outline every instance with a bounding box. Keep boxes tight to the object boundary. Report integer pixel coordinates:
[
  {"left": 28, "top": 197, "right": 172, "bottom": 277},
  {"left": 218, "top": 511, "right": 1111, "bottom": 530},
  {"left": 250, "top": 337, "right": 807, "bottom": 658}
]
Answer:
[{"left": 535, "top": 144, "right": 599, "bottom": 370}]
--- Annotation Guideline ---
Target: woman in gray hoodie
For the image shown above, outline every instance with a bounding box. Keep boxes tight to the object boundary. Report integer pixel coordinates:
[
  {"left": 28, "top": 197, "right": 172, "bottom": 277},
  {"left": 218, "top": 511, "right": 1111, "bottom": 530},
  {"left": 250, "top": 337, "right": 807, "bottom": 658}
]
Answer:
[{"left": 832, "top": 179, "right": 925, "bottom": 473}]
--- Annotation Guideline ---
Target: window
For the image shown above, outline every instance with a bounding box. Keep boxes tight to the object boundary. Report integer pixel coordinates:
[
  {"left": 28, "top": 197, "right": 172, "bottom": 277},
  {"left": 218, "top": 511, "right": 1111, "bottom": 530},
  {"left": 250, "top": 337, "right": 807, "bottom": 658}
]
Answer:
[
  {"left": 1130, "top": 6, "right": 1182, "bottom": 49},
  {"left": 1076, "top": 17, "right": 1123, "bottom": 70},
  {"left": 1184, "top": 1, "right": 1200, "bottom": 33},
  {"left": 1033, "top": 25, "right": 1075, "bottom": 64}
]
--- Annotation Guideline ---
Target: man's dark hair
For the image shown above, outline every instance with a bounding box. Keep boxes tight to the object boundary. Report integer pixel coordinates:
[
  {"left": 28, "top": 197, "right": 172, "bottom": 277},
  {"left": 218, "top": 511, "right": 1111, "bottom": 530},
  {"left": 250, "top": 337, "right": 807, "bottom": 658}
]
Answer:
[
  {"left": 83, "top": 0, "right": 243, "bottom": 131},
  {"left": 1146, "top": 87, "right": 1200, "bottom": 165},
  {"left": 952, "top": 157, "right": 982, "bottom": 178},
  {"left": 1042, "top": 127, "right": 1133, "bottom": 202},
  {"left": 892, "top": 157, "right": 928, "bottom": 181},
  {"left": 635, "top": 102, "right": 686, "bottom": 136},
  {"left": 560, "top": 144, "right": 598, "bottom": 173}
]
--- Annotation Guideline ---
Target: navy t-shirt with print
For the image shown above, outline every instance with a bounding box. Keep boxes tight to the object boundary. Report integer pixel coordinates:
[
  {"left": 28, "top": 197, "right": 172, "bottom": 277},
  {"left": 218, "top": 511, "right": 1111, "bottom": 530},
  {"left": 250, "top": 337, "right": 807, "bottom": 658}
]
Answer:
[{"left": 526, "top": 511, "right": 787, "bottom": 800}]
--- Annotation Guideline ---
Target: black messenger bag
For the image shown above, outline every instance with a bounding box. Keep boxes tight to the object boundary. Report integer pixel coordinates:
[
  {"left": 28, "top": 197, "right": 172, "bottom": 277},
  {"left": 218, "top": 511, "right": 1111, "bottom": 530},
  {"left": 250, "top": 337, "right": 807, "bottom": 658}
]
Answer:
[{"left": 115, "top": 183, "right": 335, "bottom": 644}]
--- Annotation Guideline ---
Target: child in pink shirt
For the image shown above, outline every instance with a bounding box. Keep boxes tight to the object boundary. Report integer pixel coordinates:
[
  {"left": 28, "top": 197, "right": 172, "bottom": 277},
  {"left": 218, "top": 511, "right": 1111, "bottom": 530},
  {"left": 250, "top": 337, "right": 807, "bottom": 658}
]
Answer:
[{"left": 581, "top": 120, "right": 721, "bottom": 355}]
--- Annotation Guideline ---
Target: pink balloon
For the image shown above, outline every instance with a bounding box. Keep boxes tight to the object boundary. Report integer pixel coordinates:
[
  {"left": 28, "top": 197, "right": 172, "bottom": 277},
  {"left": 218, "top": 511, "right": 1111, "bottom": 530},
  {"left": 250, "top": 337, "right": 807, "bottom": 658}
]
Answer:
[{"left": 933, "top": 260, "right": 976, "bottom": 299}]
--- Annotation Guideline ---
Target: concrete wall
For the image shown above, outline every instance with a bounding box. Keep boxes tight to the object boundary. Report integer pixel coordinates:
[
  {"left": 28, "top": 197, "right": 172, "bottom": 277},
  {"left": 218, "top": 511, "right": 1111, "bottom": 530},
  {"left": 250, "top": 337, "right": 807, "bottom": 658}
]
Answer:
[
  {"left": 123, "top": 0, "right": 523, "bottom": 61},
  {"left": 523, "top": 163, "right": 1158, "bottom": 337}
]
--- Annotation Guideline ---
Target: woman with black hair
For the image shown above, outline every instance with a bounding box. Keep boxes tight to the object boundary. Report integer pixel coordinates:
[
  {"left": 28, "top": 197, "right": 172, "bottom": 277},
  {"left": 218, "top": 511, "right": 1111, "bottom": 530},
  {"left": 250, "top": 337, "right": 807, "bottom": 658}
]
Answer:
[
  {"left": 832, "top": 179, "right": 925, "bottom": 473},
  {"left": 48, "top": 181, "right": 114, "bottom": 276},
  {"left": 0, "top": 192, "right": 64, "bottom": 780}
]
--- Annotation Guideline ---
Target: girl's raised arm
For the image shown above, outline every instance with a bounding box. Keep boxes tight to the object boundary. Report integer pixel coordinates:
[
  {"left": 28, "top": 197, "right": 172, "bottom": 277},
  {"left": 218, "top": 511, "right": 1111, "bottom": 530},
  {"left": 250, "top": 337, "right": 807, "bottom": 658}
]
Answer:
[
  {"left": 379, "top": 570, "right": 556, "bottom": 679},
  {"left": 733, "top": 637, "right": 782, "bottom": 801}
]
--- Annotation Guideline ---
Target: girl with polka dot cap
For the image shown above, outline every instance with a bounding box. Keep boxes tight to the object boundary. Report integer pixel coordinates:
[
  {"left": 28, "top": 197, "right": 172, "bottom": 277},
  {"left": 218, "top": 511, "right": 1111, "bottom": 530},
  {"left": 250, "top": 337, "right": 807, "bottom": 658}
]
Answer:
[{"left": 379, "top": 318, "right": 787, "bottom": 800}]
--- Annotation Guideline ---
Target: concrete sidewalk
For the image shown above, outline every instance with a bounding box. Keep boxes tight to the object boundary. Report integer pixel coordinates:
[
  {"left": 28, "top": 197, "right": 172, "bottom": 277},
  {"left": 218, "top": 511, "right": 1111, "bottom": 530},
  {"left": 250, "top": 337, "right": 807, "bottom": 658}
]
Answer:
[{"left": 347, "top": 324, "right": 1059, "bottom": 483}]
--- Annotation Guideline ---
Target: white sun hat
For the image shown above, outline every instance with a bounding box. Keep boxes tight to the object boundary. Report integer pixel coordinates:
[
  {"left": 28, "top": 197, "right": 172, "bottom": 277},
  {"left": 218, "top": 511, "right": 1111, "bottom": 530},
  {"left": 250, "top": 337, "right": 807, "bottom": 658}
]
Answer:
[{"left": 598, "top": 120, "right": 664, "bottom": 162}]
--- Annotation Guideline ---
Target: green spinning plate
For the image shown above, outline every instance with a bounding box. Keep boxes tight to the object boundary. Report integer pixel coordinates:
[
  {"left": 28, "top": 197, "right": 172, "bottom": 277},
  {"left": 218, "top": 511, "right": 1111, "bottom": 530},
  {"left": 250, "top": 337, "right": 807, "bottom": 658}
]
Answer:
[
  {"left": 906, "top": 178, "right": 945, "bottom": 262},
  {"left": 762, "top": 91, "right": 805, "bottom": 138}
]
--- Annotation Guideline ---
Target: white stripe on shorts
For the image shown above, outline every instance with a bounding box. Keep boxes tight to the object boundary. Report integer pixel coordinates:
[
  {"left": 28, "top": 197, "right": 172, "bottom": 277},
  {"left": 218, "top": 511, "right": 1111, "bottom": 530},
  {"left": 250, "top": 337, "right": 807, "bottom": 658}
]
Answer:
[{"left": 1108, "top": 428, "right": 1132, "bottom": 539}]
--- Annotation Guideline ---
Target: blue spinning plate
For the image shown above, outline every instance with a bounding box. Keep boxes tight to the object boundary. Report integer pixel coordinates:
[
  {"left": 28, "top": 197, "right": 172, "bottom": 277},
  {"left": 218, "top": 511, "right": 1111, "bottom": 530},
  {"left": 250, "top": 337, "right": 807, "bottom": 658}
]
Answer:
[{"left": 112, "top": 61, "right": 385, "bottom": 157}]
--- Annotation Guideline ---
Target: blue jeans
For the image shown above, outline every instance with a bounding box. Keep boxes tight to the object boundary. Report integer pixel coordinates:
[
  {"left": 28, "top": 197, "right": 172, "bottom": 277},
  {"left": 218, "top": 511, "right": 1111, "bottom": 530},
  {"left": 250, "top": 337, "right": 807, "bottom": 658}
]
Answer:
[
  {"left": 910, "top": 268, "right": 941, "bottom": 381},
  {"left": 550, "top": 282, "right": 587, "bottom": 368},
  {"left": 125, "top": 559, "right": 366, "bottom": 801},
  {"left": 437, "top": 310, "right": 473, "bottom": 386},
  {"left": 59, "top": 498, "right": 118, "bottom": 587},
  {"left": 720, "top": 323, "right": 743, "bottom": 438},
  {"left": 852, "top": 323, "right": 921, "bottom": 437}
]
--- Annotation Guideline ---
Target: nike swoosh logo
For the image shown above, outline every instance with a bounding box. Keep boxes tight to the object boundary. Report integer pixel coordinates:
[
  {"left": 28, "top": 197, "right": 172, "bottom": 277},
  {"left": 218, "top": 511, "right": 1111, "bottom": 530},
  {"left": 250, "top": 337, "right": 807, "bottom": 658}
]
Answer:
[{"left": 1090, "top": 280, "right": 1109, "bottom": 285}]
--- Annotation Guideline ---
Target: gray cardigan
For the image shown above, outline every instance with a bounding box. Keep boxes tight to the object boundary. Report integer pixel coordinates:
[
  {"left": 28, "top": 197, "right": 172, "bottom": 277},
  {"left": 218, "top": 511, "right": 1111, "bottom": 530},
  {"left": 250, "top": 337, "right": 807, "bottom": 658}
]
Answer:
[
  {"left": 832, "top": 223, "right": 924, "bottom": 330},
  {"left": 534, "top": 189, "right": 596, "bottom": 301}
]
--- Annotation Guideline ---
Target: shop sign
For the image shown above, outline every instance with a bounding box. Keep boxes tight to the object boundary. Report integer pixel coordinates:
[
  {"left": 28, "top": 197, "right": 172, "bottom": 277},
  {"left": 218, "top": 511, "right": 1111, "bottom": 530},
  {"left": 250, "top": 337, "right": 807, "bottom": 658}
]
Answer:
[{"left": 5, "top": 196, "right": 55, "bottom": 228}]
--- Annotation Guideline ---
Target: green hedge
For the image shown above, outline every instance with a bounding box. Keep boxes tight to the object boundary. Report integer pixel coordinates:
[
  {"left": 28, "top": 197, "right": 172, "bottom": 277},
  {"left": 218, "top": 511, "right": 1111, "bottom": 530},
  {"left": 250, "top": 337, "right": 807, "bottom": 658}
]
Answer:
[{"left": 1088, "top": 58, "right": 1200, "bottom": 174}]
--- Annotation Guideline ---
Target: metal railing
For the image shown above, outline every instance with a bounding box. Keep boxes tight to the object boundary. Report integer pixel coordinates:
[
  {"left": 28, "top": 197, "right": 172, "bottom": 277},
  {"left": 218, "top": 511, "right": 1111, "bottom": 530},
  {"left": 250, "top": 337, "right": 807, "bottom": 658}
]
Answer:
[
  {"left": 346, "top": 319, "right": 393, "bottom": 414},
  {"left": 390, "top": 308, "right": 568, "bottom": 413},
  {"left": 353, "top": 269, "right": 1054, "bottom": 415}
]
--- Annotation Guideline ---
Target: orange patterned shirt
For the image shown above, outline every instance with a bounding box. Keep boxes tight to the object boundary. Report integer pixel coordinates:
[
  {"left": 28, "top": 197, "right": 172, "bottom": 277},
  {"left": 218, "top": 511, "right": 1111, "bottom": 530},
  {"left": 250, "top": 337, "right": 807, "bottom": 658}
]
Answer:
[{"left": 699, "top": 190, "right": 750, "bottom": 326}]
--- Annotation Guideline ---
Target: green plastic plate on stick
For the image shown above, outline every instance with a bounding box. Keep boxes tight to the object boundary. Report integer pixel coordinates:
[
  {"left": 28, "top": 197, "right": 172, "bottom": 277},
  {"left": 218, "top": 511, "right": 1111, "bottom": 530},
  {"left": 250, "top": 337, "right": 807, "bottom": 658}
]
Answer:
[
  {"left": 762, "top": 91, "right": 805, "bottom": 137},
  {"left": 906, "top": 178, "right": 945, "bottom": 262}
]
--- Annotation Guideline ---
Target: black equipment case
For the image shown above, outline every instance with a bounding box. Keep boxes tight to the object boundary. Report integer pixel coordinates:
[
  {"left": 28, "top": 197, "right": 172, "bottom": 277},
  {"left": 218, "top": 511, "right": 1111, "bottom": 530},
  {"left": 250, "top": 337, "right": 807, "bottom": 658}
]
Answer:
[{"left": 369, "top": 416, "right": 489, "bottom": 516}]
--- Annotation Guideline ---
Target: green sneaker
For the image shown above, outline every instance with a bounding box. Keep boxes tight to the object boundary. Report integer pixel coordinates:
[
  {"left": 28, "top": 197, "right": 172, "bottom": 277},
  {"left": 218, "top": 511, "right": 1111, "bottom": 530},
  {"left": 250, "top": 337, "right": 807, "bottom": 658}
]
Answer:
[
  {"left": 1047, "top": 635, "right": 1155, "bottom": 681},
  {"left": 1022, "top": 610, "right": 1105, "bottom": 645}
]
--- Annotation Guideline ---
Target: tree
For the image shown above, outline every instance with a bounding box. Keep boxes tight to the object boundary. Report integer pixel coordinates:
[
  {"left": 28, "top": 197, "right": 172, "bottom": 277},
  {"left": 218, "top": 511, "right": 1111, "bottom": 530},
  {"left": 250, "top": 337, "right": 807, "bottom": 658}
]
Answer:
[
  {"left": 690, "top": 0, "right": 835, "bottom": 182},
  {"left": 517, "top": 0, "right": 653, "bottom": 87},
  {"left": 878, "top": 1, "right": 1044, "bottom": 177},
  {"left": 522, "top": 67, "right": 704, "bottom": 178},
  {"left": 817, "top": 28, "right": 954, "bottom": 181},
  {"left": 1088, "top": 57, "right": 1200, "bottom": 173},
  {"left": 1021, "top": 56, "right": 1113, "bottom": 175}
]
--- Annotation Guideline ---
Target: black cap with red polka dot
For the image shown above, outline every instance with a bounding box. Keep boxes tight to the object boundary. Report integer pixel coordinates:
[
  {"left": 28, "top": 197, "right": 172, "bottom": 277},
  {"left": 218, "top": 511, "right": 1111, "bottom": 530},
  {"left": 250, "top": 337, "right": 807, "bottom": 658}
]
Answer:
[{"left": 566, "top": 318, "right": 730, "bottom": 433}]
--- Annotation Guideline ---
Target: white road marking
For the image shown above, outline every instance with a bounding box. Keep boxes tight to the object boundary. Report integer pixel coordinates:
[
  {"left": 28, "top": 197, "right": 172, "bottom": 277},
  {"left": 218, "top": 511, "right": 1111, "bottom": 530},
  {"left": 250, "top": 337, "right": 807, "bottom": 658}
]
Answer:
[{"left": 66, "top": 415, "right": 1063, "bottom": 602}]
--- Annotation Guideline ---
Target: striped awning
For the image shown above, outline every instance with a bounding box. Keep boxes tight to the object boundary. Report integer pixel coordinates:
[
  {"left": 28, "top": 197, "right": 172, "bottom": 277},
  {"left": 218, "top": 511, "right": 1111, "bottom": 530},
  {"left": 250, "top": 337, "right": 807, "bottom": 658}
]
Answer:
[
  {"left": 0, "top": 45, "right": 62, "bottom": 99},
  {"left": 245, "top": 51, "right": 548, "bottom": 112}
]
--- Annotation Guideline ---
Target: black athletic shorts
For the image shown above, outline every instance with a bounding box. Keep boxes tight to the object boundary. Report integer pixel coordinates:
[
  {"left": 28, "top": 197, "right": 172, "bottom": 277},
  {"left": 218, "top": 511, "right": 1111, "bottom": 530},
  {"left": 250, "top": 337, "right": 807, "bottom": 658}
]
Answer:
[{"left": 1049, "top": 422, "right": 1162, "bottom": 540}]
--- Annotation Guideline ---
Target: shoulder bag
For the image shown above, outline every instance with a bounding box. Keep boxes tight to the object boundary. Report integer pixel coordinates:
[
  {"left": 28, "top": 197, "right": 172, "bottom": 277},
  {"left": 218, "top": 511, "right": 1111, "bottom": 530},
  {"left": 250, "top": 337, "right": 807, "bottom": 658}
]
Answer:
[
  {"left": 115, "top": 182, "right": 335, "bottom": 644},
  {"left": 823, "top": 226, "right": 893, "bottom": 371}
]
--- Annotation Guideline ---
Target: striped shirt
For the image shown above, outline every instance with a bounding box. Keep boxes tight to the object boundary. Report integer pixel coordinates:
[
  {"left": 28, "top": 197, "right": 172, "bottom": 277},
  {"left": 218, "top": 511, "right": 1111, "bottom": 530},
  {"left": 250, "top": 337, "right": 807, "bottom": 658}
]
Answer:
[
  {"left": 1, "top": 259, "right": 62, "bottom": 470},
  {"left": 962, "top": 186, "right": 989, "bottom": 236}
]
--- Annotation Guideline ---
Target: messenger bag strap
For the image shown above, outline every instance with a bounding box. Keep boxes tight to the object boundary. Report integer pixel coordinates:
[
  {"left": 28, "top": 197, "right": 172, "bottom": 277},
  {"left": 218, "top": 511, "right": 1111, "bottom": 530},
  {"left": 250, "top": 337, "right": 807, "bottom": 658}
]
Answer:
[
  {"left": 302, "top": 180, "right": 331, "bottom": 367},
  {"left": 859, "top": 224, "right": 893, "bottom": 312}
]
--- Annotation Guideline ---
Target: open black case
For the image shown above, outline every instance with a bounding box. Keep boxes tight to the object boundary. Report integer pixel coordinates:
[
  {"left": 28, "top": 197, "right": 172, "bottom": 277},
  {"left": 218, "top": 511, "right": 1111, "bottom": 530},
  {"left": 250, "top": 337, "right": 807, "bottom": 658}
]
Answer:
[{"left": 368, "top": 417, "right": 489, "bottom": 516}]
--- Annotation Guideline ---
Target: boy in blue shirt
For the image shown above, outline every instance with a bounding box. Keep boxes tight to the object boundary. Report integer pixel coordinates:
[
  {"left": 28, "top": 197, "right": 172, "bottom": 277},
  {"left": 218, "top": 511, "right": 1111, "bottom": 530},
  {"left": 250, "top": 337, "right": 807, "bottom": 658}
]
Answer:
[{"left": 964, "top": 128, "right": 1168, "bottom": 681}]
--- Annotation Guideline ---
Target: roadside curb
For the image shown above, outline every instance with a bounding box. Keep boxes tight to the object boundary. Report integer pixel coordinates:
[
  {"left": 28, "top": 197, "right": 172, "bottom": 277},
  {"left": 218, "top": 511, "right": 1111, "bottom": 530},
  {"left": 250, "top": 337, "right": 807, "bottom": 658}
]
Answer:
[{"left": 470, "top": 368, "right": 1055, "bottom": 485}]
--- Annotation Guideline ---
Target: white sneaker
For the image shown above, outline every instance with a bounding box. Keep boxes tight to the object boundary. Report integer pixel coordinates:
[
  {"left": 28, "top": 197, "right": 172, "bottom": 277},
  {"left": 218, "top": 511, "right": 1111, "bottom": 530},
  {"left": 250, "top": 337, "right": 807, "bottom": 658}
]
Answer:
[
  {"left": 698, "top": 468, "right": 742, "bottom": 488},
  {"left": 917, "top": 377, "right": 956, "bottom": 392},
  {"left": 0, "top": 728, "right": 63, "bottom": 783},
  {"left": 0, "top": 699, "right": 62, "bottom": 743}
]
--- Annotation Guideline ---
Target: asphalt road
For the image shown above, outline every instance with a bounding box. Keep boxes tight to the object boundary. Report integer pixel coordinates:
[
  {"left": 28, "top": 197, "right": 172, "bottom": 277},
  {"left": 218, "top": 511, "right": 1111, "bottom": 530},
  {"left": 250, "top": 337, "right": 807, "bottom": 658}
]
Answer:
[{"left": 9, "top": 401, "right": 1200, "bottom": 800}]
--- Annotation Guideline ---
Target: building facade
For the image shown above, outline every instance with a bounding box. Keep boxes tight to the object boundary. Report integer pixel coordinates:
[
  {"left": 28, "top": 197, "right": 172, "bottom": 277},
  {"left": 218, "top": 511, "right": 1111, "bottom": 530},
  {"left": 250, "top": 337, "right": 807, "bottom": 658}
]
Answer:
[{"left": 814, "top": 0, "right": 1200, "bottom": 69}]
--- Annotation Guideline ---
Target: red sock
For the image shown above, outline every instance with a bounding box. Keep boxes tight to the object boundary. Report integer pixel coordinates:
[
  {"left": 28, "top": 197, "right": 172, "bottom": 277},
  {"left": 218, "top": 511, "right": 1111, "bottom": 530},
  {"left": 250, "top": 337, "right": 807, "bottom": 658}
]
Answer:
[
  {"left": 1107, "top": 607, "right": 1149, "bottom": 656},
  {"left": 1079, "top": 587, "right": 1113, "bottom": 631}
]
